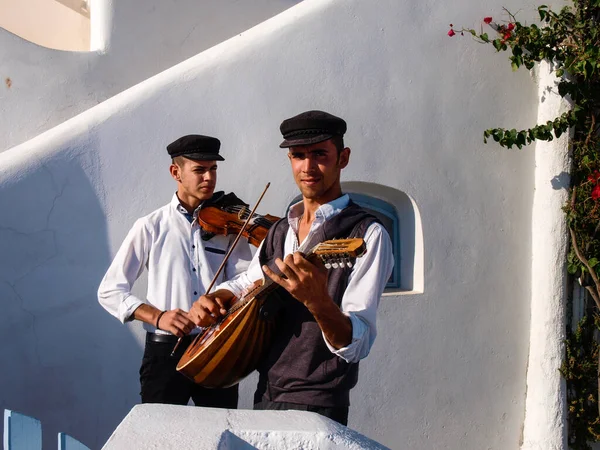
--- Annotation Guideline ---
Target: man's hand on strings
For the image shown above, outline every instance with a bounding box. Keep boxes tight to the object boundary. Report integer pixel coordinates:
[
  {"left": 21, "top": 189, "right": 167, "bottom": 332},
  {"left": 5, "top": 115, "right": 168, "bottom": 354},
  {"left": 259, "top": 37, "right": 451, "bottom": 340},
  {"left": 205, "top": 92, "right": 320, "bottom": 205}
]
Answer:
[
  {"left": 189, "top": 289, "right": 235, "bottom": 327},
  {"left": 262, "top": 252, "right": 331, "bottom": 309}
]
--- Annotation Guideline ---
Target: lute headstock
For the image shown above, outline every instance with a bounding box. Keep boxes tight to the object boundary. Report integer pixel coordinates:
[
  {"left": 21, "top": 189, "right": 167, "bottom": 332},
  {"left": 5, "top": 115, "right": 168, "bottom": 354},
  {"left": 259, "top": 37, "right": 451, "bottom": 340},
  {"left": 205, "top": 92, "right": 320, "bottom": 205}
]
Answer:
[{"left": 309, "top": 238, "right": 366, "bottom": 269}]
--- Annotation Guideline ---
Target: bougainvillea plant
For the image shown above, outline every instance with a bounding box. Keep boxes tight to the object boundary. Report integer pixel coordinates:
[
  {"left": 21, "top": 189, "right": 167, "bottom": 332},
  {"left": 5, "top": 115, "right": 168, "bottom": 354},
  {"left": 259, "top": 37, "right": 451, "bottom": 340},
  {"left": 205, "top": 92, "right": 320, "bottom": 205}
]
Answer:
[{"left": 450, "top": 2, "right": 599, "bottom": 448}]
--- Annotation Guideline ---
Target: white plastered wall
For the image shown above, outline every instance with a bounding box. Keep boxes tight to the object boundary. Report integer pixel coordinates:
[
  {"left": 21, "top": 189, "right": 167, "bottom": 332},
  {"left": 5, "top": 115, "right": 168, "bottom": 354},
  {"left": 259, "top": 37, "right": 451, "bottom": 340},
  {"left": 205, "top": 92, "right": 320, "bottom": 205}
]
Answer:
[
  {"left": 0, "top": 0, "right": 302, "bottom": 152},
  {"left": 0, "top": 0, "right": 568, "bottom": 448}
]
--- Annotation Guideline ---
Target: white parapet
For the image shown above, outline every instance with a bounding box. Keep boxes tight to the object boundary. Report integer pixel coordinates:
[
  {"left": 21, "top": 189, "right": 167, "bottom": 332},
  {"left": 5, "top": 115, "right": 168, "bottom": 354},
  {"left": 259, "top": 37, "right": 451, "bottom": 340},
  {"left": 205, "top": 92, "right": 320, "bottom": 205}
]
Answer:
[{"left": 102, "top": 404, "right": 389, "bottom": 450}]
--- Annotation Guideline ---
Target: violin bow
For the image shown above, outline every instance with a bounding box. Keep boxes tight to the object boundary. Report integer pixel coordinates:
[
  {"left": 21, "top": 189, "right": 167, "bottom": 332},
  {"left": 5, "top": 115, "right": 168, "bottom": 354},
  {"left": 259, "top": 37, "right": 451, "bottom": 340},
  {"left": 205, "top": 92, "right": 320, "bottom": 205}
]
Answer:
[{"left": 170, "top": 182, "right": 271, "bottom": 357}]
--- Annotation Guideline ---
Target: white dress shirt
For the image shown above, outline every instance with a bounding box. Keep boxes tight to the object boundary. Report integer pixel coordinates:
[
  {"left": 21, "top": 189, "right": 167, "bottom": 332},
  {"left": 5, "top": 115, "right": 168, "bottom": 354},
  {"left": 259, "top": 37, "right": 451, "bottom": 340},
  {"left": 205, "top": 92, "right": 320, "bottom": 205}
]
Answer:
[
  {"left": 98, "top": 193, "right": 253, "bottom": 334},
  {"left": 216, "top": 194, "right": 394, "bottom": 363}
]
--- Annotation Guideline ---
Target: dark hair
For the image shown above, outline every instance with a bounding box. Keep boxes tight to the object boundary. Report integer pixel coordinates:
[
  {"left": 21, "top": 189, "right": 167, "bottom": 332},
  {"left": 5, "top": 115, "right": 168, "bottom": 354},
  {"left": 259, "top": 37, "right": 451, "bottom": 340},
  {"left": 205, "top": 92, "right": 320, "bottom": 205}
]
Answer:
[{"left": 330, "top": 135, "right": 345, "bottom": 154}]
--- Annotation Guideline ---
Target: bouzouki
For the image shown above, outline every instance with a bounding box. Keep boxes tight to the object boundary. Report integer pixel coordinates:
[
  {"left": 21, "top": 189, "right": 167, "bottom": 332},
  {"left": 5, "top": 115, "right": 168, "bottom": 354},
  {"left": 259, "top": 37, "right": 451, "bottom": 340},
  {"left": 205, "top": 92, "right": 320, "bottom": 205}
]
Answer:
[{"left": 176, "top": 238, "right": 367, "bottom": 388}]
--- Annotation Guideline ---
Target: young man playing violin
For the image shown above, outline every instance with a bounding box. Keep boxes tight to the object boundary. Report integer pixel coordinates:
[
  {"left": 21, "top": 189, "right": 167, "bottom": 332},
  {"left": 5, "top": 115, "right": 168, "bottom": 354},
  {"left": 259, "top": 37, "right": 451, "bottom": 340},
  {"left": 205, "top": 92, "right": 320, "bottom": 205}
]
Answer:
[
  {"left": 189, "top": 111, "right": 394, "bottom": 425},
  {"left": 98, "top": 135, "right": 253, "bottom": 408}
]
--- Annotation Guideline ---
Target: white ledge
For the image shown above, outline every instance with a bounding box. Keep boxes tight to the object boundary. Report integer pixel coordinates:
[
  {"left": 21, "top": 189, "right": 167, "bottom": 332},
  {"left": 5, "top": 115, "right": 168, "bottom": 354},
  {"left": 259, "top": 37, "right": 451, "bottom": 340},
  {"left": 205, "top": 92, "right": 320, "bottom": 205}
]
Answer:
[{"left": 102, "top": 404, "right": 390, "bottom": 450}]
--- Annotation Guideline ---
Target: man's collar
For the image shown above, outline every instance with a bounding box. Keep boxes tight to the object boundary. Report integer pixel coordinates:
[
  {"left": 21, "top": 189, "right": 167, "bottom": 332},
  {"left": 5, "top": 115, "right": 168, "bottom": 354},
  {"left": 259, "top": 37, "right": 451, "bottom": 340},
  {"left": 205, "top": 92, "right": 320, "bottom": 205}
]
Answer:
[
  {"left": 171, "top": 193, "right": 202, "bottom": 218},
  {"left": 287, "top": 194, "right": 350, "bottom": 223}
]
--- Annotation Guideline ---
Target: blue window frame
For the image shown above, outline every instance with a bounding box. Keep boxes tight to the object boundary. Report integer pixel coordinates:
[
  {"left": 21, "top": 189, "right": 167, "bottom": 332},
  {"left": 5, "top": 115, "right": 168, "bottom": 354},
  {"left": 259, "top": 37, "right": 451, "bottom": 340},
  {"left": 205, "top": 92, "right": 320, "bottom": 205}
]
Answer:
[{"left": 347, "top": 193, "right": 400, "bottom": 289}]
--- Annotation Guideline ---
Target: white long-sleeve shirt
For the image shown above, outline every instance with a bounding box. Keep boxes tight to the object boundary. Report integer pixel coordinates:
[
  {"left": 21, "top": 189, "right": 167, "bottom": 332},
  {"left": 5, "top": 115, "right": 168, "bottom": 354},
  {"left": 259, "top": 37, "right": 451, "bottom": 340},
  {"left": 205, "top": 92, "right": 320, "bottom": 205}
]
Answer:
[
  {"left": 216, "top": 194, "right": 394, "bottom": 363},
  {"left": 97, "top": 193, "right": 253, "bottom": 334}
]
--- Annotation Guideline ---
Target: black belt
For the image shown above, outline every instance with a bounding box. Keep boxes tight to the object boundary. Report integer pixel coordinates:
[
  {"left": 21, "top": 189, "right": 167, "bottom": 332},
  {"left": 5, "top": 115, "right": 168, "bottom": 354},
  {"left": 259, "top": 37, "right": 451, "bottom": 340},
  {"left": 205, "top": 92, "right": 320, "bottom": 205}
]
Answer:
[{"left": 146, "top": 332, "right": 196, "bottom": 344}]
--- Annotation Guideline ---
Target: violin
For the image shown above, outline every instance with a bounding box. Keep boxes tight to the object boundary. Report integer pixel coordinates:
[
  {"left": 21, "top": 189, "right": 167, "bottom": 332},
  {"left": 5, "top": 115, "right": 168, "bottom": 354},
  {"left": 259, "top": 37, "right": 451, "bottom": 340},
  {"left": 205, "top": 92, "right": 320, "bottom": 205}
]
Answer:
[
  {"left": 197, "top": 192, "right": 280, "bottom": 247},
  {"left": 170, "top": 187, "right": 277, "bottom": 358}
]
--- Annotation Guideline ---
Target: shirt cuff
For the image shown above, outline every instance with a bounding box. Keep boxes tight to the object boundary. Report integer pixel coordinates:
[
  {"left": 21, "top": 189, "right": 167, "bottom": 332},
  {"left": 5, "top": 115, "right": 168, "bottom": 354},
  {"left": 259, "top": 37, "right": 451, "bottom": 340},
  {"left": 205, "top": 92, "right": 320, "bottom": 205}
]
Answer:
[
  {"left": 118, "top": 294, "right": 145, "bottom": 324},
  {"left": 322, "top": 312, "right": 369, "bottom": 363},
  {"left": 215, "top": 280, "right": 244, "bottom": 299}
]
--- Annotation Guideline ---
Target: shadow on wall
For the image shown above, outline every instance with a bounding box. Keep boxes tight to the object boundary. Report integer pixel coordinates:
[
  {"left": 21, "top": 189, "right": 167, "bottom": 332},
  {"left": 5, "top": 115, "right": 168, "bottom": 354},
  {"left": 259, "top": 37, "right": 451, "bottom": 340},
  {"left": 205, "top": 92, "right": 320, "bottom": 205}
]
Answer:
[
  {"left": 342, "top": 181, "right": 424, "bottom": 293},
  {"left": 0, "top": 142, "right": 140, "bottom": 449}
]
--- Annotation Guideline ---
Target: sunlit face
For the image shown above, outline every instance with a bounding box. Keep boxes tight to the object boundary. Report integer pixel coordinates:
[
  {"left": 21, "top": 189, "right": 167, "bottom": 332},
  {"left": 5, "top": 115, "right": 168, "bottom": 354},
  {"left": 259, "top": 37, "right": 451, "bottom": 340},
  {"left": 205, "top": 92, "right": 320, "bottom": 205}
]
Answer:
[
  {"left": 170, "top": 158, "right": 217, "bottom": 202},
  {"left": 287, "top": 139, "right": 350, "bottom": 202}
]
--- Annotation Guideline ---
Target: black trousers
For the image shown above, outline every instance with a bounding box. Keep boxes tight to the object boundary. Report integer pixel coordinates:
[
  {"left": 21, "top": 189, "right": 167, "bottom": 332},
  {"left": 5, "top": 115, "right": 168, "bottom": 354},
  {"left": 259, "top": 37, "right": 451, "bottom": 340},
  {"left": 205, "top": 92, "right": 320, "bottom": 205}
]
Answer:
[
  {"left": 254, "top": 399, "right": 349, "bottom": 426},
  {"left": 140, "top": 333, "right": 238, "bottom": 408}
]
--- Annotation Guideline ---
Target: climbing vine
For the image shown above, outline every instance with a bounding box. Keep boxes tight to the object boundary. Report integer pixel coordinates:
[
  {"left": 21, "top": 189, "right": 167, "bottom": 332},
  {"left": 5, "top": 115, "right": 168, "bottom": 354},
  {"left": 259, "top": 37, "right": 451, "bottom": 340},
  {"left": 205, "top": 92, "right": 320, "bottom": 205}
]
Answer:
[{"left": 450, "top": 2, "right": 600, "bottom": 447}]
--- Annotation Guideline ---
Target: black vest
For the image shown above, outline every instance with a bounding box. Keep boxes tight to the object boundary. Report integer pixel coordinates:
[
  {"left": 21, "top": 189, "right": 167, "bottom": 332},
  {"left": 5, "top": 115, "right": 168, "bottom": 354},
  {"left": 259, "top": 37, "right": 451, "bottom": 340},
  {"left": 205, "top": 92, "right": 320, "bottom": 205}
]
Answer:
[{"left": 255, "top": 201, "right": 379, "bottom": 407}]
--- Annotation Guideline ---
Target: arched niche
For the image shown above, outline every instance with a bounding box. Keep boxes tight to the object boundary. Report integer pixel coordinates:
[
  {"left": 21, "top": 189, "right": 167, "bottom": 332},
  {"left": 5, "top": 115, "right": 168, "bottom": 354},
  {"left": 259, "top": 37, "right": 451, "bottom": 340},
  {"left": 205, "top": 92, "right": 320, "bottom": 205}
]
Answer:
[{"left": 342, "top": 181, "right": 424, "bottom": 294}]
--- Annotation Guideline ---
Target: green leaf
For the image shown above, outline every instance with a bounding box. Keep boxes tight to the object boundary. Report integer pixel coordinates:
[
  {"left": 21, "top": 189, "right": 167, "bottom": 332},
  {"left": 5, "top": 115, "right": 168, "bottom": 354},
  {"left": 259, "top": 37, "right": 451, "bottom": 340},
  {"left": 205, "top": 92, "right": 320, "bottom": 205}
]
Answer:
[
  {"left": 481, "top": 33, "right": 489, "bottom": 42},
  {"left": 589, "top": 258, "right": 599, "bottom": 268},
  {"left": 584, "top": 60, "right": 593, "bottom": 79},
  {"left": 557, "top": 81, "right": 571, "bottom": 97},
  {"left": 555, "top": 126, "right": 563, "bottom": 138},
  {"left": 483, "top": 130, "right": 491, "bottom": 144},
  {"left": 516, "top": 131, "right": 527, "bottom": 148},
  {"left": 492, "top": 129, "right": 504, "bottom": 142},
  {"left": 538, "top": 7, "right": 547, "bottom": 21}
]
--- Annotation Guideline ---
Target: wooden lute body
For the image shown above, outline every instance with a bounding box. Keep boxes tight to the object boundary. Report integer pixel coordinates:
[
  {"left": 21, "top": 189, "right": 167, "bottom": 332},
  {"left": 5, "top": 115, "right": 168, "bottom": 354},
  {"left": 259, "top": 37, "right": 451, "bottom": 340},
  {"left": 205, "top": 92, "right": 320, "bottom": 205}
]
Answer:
[{"left": 176, "top": 238, "right": 367, "bottom": 388}]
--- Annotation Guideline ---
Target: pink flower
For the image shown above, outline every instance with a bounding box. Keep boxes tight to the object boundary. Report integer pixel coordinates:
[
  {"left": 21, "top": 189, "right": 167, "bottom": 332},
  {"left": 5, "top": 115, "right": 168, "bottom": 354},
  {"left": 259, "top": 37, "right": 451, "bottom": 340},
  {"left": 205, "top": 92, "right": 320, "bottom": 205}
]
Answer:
[
  {"left": 448, "top": 29, "right": 456, "bottom": 37},
  {"left": 507, "top": 23, "right": 515, "bottom": 31},
  {"left": 484, "top": 17, "right": 493, "bottom": 24},
  {"left": 592, "top": 184, "right": 600, "bottom": 200}
]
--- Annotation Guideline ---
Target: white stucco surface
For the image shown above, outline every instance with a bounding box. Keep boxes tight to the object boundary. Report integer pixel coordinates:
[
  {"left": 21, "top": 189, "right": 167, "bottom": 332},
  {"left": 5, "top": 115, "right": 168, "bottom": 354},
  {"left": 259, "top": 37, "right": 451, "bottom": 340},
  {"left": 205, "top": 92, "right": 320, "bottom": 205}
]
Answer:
[
  {"left": 102, "top": 404, "right": 389, "bottom": 449},
  {"left": 520, "top": 61, "right": 570, "bottom": 450},
  {"left": 0, "top": 0, "right": 568, "bottom": 448},
  {"left": 0, "top": 0, "right": 302, "bottom": 151}
]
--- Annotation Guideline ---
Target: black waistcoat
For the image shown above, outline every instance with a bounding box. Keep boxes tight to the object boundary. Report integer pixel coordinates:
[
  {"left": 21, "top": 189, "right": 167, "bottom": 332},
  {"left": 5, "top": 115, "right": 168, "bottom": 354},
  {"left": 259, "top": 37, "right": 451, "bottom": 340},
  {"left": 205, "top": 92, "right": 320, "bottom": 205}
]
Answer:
[{"left": 255, "top": 201, "right": 378, "bottom": 407}]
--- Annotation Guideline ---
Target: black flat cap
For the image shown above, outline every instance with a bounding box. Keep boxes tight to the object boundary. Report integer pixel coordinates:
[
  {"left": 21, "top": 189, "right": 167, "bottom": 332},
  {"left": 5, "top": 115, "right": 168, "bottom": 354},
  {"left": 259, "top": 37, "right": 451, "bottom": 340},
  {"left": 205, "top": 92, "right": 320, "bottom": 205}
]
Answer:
[
  {"left": 167, "top": 135, "right": 225, "bottom": 161},
  {"left": 279, "top": 110, "right": 347, "bottom": 148}
]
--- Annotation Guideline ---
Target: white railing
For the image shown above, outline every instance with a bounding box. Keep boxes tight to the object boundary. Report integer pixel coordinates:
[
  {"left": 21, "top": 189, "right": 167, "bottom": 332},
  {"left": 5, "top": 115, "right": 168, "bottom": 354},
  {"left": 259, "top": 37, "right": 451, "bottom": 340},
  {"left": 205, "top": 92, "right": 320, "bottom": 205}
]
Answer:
[{"left": 4, "top": 410, "right": 89, "bottom": 450}]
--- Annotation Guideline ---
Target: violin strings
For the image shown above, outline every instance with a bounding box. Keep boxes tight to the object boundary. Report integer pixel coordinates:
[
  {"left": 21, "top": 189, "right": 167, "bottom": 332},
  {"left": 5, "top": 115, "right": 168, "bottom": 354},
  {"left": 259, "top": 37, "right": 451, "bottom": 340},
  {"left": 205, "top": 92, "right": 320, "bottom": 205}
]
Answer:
[{"left": 211, "top": 205, "right": 274, "bottom": 229}]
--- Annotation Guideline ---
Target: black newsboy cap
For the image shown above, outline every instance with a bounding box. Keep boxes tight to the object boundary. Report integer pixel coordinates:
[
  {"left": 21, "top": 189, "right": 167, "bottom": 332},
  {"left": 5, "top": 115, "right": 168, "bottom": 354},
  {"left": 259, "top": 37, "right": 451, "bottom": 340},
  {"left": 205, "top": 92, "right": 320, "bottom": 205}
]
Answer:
[
  {"left": 279, "top": 110, "right": 347, "bottom": 148},
  {"left": 167, "top": 135, "right": 225, "bottom": 161}
]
